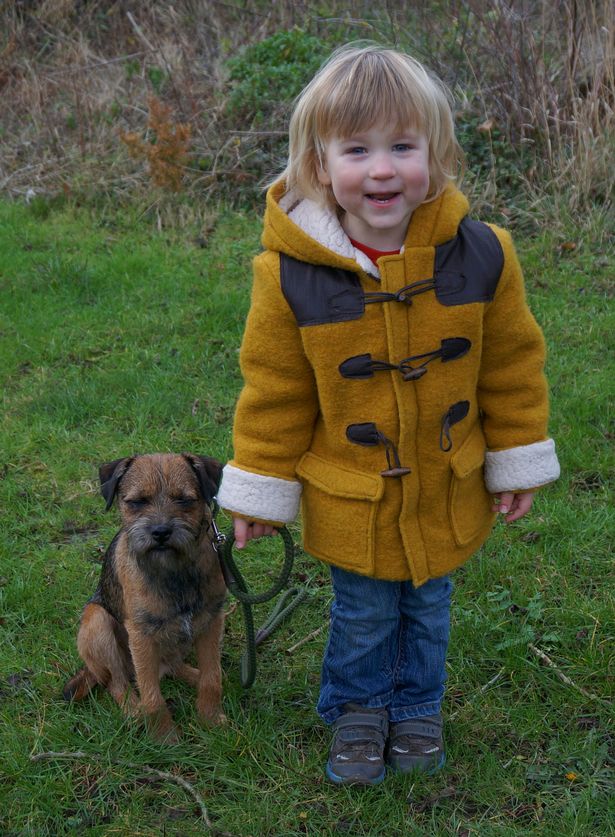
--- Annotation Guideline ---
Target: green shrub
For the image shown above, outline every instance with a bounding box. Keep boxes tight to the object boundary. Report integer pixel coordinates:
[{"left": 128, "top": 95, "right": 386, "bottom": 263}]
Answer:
[
  {"left": 224, "top": 28, "right": 329, "bottom": 126},
  {"left": 457, "top": 115, "right": 532, "bottom": 205}
]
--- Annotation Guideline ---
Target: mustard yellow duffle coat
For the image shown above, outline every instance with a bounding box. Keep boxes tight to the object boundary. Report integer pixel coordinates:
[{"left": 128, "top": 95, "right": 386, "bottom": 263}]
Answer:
[{"left": 217, "top": 182, "right": 560, "bottom": 585}]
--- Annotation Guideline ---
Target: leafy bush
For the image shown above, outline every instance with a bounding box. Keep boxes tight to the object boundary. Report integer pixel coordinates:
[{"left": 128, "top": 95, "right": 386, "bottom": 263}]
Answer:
[
  {"left": 456, "top": 114, "right": 534, "bottom": 216},
  {"left": 224, "top": 29, "right": 329, "bottom": 127}
]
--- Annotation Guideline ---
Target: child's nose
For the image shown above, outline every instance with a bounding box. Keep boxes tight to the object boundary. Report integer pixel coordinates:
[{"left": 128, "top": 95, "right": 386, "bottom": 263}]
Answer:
[{"left": 369, "top": 152, "right": 396, "bottom": 179}]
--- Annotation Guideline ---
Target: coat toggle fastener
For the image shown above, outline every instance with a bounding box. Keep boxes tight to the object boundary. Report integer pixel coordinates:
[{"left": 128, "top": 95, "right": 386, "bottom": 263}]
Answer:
[
  {"left": 339, "top": 338, "right": 471, "bottom": 382},
  {"left": 346, "top": 423, "right": 411, "bottom": 478},
  {"left": 363, "top": 278, "right": 437, "bottom": 306}
]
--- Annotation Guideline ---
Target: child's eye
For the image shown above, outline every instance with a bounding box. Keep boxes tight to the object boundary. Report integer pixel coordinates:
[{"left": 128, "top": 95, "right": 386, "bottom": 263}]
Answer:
[
  {"left": 393, "top": 143, "right": 414, "bottom": 152},
  {"left": 345, "top": 146, "right": 367, "bottom": 155}
]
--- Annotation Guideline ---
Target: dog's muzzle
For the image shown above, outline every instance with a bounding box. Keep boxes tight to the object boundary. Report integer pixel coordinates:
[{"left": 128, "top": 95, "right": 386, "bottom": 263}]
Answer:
[{"left": 128, "top": 518, "right": 198, "bottom": 554}]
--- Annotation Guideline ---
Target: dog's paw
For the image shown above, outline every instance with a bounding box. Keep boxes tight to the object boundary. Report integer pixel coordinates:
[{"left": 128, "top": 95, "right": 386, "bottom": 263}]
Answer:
[
  {"left": 197, "top": 704, "right": 227, "bottom": 727},
  {"left": 144, "top": 706, "right": 179, "bottom": 743},
  {"left": 157, "top": 725, "right": 180, "bottom": 744},
  {"left": 119, "top": 688, "right": 140, "bottom": 717}
]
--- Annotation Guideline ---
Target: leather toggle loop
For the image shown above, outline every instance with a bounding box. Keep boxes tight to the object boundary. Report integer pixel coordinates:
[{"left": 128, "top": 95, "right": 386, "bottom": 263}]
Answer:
[
  {"left": 346, "top": 422, "right": 381, "bottom": 446},
  {"left": 439, "top": 400, "right": 470, "bottom": 451},
  {"left": 346, "top": 423, "right": 411, "bottom": 478}
]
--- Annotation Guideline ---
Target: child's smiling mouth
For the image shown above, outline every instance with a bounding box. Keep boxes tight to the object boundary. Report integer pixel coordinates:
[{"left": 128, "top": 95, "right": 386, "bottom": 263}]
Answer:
[{"left": 366, "top": 192, "right": 400, "bottom": 204}]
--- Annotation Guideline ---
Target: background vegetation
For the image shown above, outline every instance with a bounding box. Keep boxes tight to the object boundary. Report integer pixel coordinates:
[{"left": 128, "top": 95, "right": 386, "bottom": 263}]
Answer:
[
  {"left": 0, "top": 1, "right": 613, "bottom": 835},
  {"left": 1, "top": 0, "right": 613, "bottom": 224}
]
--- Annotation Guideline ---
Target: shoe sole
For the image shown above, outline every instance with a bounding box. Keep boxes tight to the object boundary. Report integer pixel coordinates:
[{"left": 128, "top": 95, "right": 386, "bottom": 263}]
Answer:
[{"left": 325, "top": 763, "right": 386, "bottom": 787}]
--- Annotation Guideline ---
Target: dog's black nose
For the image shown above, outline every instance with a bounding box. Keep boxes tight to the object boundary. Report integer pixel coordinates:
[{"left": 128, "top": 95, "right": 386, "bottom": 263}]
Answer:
[{"left": 151, "top": 525, "right": 173, "bottom": 545}]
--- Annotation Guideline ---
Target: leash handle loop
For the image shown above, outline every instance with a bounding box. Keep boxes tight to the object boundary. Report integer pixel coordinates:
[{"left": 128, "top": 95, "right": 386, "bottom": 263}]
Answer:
[
  {"left": 219, "top": 526, "right": 296, "bottom": 604},
  {"left": 215, "top": 524, "right": 303, "bottom": 689}
]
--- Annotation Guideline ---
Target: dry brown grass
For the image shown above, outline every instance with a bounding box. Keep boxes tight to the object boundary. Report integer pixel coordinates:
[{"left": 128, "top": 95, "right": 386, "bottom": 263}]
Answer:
[
  {"left": 0, "top": 1, "right": 612, "bottom": 226},
  {"left": 456, "top": 0, "right": 614, "bottom": 216}
]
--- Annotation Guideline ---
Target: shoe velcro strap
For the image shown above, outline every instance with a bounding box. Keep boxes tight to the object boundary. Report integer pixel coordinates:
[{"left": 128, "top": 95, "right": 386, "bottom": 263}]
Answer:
[
  {"left": 391, "top": 718, "right": 442, "bottom": 740},
  {"left": 334, "top": 712, "right": 388, "bottom": 735},
  {"left": 336, "top": 728, "right": 381, "bottom": 745}
]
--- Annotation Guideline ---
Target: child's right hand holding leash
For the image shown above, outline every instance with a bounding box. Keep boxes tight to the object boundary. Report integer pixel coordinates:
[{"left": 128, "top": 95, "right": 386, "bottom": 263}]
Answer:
[{"left": 491, "top": 491, "right": 535, "bottom": 523}]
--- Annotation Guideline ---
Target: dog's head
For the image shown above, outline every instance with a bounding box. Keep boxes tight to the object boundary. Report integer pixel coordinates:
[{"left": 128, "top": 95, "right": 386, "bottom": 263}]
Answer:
[{"left": 99, "top": 453, "right": 223, "bottom": 555}]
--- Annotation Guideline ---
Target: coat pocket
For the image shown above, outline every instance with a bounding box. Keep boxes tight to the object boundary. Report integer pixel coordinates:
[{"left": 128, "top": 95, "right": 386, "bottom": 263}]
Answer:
[
  {"left": 296, "top": 452, "right": 384, "bottom": 574},
  {"left": 448, "top": 425, "right": 494, "bottom": 546}
]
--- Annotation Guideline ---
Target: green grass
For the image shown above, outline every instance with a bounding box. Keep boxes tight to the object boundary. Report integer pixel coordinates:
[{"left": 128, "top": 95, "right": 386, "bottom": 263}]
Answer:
[{"left": 0, "top": 199, "right": 613, "bottom": 836}]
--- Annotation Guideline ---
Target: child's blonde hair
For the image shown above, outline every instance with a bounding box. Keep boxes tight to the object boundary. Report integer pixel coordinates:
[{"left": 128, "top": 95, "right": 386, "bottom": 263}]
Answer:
[{"left": 278, "top": 43, "right": 463, "bottom": 207}]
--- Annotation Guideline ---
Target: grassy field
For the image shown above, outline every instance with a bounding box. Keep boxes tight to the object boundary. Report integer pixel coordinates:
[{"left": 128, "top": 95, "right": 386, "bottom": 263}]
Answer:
[{"left": 0, "top": 197, "right": 613, "bottom": 836}]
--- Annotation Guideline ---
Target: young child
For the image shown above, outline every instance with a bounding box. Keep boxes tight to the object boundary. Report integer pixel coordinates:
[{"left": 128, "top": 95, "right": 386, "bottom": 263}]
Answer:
[{"left": 217, "top": 44, "right": 560, "bottom": 786}]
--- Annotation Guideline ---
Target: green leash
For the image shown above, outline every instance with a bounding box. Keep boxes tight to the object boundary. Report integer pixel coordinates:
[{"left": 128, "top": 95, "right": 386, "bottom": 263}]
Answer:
[{"left": 211, "top": 517, "right": 308, "bottom": 688}]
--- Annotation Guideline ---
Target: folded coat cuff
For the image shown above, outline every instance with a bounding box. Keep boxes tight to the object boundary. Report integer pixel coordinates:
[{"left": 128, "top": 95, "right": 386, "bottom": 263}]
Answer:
[
  {"left": 484, "top": 439, "right": 560, "bottom": 494},
  {"left": 216, "top": 464, "right": 302, "bottom": 524}
]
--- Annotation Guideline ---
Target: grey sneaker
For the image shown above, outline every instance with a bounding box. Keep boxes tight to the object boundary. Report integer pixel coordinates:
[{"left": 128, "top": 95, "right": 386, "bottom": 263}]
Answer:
[
  {"left": 386, "top": 714, "right": 445, "bottom": 774},
  {"left": 326, "top": 706, "right": 388, "bottom": 786}
]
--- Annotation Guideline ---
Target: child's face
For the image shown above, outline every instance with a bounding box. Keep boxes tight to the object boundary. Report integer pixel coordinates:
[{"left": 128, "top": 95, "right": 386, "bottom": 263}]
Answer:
[{"left": 317, "top": 124, "right": 430, "bottom": 251}]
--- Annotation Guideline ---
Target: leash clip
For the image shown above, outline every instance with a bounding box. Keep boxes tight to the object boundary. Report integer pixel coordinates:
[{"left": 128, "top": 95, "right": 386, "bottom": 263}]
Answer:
[
  {"left": 209, "top": 499, "right": 227, "bottom": 552},
  {"left": 210, "top": 517, "right": 227, "bottom": 552}
]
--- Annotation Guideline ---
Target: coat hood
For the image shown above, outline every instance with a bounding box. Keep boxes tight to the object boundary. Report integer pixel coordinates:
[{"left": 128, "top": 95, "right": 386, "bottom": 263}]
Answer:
[{"left": 261, "top": 180, "right": 471, "bottom": 278}]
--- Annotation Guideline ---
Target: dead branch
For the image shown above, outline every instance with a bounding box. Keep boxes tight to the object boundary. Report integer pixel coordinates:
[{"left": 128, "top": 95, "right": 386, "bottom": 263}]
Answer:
[
  {"left": 286, "top": 625, "right": 326, "bottom": 654},
  {"left": 30, "top": 750, "right": 229, "bottom": 832},
  {"left": 40, "top": 51, "right": 153, "bottom": 77},
  {"left": 448, "top": 666, "right": 506, "bottom": 720},
  {"left": 528, "top": 643, "right": 608, "bottom": 704},
  {"left": 126, "top": 12, "right": 156, "bottom": 53}
]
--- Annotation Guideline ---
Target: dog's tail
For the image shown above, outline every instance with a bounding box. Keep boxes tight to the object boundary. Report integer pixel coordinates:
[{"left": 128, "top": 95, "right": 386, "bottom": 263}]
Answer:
[{"left": 63, "top": 666, "right": 99, "bottom": 701}]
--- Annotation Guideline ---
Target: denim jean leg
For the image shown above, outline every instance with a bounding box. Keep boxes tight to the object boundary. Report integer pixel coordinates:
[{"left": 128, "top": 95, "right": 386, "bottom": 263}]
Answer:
[
  {"left": 317, "top": 566, "right": 401, "bottom": 724},
  {"left": 389, "top": 575, "right": 452, "bottom": 722}
]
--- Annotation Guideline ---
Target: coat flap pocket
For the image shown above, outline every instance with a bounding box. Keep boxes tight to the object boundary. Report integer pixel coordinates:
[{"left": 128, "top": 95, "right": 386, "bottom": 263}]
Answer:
[
  {"left": 296, "top": 452, "right": 384, "bottom": 501},
  {"left": 450, "top": 425, "right": 486, "bottom": 480}
]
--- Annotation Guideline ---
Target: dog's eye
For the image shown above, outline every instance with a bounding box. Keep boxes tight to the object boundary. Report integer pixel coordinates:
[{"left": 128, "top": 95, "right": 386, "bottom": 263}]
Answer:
[
  {"left": 175, "top": 497, "right": 197, "bottom": 508},
  {"left": 125, "top": 497, "right": 149, "bottom": 509}
]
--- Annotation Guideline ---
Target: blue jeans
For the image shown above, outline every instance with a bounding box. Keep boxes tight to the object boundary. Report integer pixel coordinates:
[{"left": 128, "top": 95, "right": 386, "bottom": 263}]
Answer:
[{"left": 318, "top": 566, "right": 452, "bottom": 724}]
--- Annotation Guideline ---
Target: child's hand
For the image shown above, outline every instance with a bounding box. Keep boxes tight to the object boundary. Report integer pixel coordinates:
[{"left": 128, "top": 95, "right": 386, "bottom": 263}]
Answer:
[
  {"left": 233, "top": 516, "right": 277, "bottom": 549},
  {"left": 491, "top": 491, "right": 535, "bottom": 523}
]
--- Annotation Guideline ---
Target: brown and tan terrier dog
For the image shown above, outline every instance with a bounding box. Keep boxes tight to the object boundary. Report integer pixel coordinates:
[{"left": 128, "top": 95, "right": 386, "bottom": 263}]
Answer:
[{"left": 63, "top": 453, "right": 227, "bottom": 742}]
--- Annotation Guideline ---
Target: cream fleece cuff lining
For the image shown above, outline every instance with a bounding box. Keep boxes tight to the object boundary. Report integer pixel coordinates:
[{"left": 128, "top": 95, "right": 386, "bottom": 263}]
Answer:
[
  {"left": 484, "top": 439, "right": 560, "bottom": 493},
  {"left": 217, "top": 464, "right": 302, "bottom": 524}
]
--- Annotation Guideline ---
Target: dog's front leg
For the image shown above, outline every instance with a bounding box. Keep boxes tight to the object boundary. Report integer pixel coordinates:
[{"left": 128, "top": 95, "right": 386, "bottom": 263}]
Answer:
[
  {"left": 126, "top": 623, "right": 178, "bottom": 743},
  {"left": 195, "top": 610, "right": 226, "bottom": 725}
]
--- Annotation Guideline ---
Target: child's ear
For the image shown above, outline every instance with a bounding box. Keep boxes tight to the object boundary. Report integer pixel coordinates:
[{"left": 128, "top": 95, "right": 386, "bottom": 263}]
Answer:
[{"left": 317, "top": 162, "right": 331, "bottom": 186}]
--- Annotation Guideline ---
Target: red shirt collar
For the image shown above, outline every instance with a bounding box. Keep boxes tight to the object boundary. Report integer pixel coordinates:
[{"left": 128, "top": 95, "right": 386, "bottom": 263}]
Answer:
[{"left": 349, "top": 237, "right": 400, "bottom": 264}]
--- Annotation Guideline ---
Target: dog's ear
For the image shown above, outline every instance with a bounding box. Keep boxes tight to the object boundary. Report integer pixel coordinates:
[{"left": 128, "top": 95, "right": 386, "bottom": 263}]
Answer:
[
  {"left": 183, "top": 454, "right": 223, "bottom": 505},
  {"left": 99, "top": 457, "right": 135, "bottom": 510}
]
